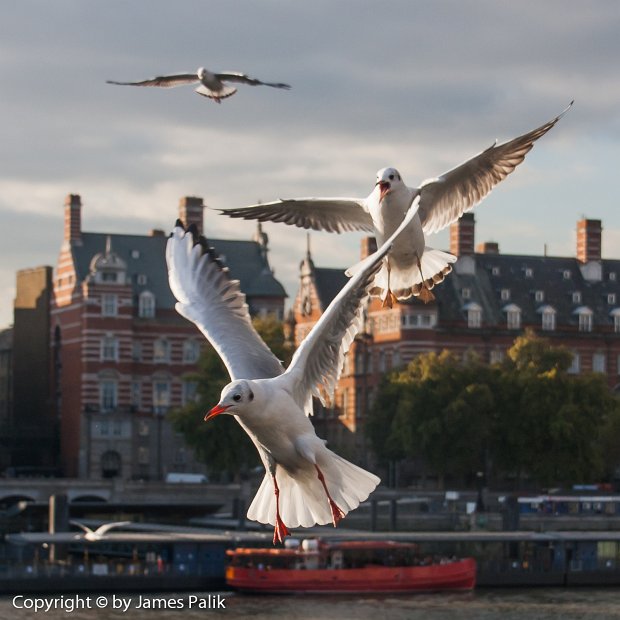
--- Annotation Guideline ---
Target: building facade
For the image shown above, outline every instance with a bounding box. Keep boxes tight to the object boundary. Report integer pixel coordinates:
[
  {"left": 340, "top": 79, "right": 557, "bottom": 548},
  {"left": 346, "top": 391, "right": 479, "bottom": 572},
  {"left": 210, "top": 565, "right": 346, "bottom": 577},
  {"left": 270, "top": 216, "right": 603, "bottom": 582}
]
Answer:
[
  {"left": 292, "top": 216, "right": 620, "bottom": 460},
  {"left": 52, "top": 194, "right": 286, "bottom": 479},
  {"left": 0, "top": 327, "right": 13, "bottom": 472}
]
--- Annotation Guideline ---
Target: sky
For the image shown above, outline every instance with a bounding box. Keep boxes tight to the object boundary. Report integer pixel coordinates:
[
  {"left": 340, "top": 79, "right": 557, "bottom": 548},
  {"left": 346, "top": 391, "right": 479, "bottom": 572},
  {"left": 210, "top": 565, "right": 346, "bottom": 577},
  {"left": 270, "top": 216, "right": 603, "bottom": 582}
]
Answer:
[{"left": 1, "top": 0, "right": 619, "bottom": 328}]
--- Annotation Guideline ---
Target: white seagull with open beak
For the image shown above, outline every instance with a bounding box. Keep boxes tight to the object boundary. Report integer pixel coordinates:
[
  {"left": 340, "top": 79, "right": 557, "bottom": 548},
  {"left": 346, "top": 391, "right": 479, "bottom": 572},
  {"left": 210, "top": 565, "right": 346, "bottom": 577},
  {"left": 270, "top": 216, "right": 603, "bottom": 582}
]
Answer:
[
  {"left": 220, "top": 102, "right": 572, "bottom": 305},
  {"left": 107, "top": 66, "right": 290, "bottom": 103},
  {"left": 166, "top": 200, "right": 420, "bottom": 544}
]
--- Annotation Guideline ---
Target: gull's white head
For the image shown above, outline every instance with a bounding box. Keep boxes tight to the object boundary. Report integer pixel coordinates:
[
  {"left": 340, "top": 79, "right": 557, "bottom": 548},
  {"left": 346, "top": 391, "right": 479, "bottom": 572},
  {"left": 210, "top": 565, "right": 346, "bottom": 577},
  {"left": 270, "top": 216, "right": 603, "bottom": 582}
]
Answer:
[
  {"left": 375, "top": 167, "right": 404, "bottom": 202},
  {"left": 197, "top": 67, "right": 207, "bottom": 79},
  {"left": 205, "top": 380, "right": 256, "bottom": 421}
]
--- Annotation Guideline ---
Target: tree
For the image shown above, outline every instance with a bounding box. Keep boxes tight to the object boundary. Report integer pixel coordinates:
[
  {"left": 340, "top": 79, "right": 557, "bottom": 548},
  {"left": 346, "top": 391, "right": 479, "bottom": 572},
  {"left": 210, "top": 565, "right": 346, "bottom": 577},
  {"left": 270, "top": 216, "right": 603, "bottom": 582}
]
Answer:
[
  {"left": 367, "top": 331, "right": 620, "bottom": 488},
  {"left": 168, "top": 315, "right": 293, "bottom": 479},
  {"left": 369, "top": 351, "right": 501, "bottom": 487}
]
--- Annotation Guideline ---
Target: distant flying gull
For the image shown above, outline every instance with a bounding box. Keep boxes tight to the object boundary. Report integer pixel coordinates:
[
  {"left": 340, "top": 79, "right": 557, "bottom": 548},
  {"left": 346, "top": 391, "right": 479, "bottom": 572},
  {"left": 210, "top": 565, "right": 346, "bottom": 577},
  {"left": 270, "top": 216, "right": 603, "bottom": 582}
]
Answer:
[
  {"left": 70, "top": 520, "right": 132, "bottom": 541},
  {"left": 220, "top": 102, "right": 573, "bottom": 306},
  {"left": 106, "top": 66, "right": 291, "bottom": 103},
  {"left": 166, "top": 200, "right": 419, "bottom": 544}
]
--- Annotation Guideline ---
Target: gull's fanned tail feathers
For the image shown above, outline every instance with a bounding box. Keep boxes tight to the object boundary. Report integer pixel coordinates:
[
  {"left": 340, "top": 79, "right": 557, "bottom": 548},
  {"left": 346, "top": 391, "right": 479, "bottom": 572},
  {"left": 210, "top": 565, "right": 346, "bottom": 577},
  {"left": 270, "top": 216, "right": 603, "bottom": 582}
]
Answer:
[{"left": 247, "top": 449, "right": 379, "bottom": 528}]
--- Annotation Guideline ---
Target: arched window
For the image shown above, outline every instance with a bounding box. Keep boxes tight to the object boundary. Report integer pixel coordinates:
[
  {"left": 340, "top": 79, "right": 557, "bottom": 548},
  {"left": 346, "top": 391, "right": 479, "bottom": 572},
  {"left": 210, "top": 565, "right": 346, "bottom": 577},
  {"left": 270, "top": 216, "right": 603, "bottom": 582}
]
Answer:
[
  {"left": 153, "top": 338, "right": 170, "bottom": 363},
  {"left": 101, "top": 451, "right": 121, "bottom": 479},
  {"left": 138, "top": 291, "right": 156, "bottom": 318},
  {"left": 153, "top": 375, "right": 171, "bottom": 415},
  {"left": 183, "top": 339, "right": 200, "bottom": 363},
  {"left": 99, "top": 371, "right": 119, "bottom": 412}
]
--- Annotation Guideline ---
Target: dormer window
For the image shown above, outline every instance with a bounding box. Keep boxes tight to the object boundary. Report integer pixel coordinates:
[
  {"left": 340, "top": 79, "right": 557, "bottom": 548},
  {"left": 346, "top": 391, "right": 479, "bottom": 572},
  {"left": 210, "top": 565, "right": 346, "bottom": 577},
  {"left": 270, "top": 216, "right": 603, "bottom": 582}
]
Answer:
[
  {"left": 534, "top": 290, "right": 545, "bottom": 303},
  {"left": 503, "top": 304, "right": 521, "bottom": 330},
  {"left": 608, "top": 293, "right": 616, "bottom": 305},
  {"left": 574, "top": 306, "right": 593, "bottom": 332},
  {"left": 572, "top": 291, "right": 582, "bottom": 304},
  {"left": 137, "top": 274, "right": 147, "bottom": 285},
  {"left": 102, "top": 272, "right": 118, "bottom": 283},
  {"left": 462, "top": 288, "right": 471, "bottom": 300},
  {"left": 131, "top": 250, "right": 140, "bottom": 259},
  {"left": 500, "top": 289, "right": 510, "bottom": 301},
  {"left": 464, "top": 302, "right": 482, "bottom": 328},
  {"left": 539, "top": 305, "right": 557, "bottom": 331},
  {"left": 610, "top": 272, "right": 617, "bottom": 282},
  {"left": 492, "top": 267, "right": 500, "bottom": 276},
  {"left": 563, "top": 270, "right": 572, "bottom": 280},
  {"left": 524, "top": 268, "right": 533, "bottom": 278},
  {"left": 611, "top": 308, "right": 620, "bottom": 333}
]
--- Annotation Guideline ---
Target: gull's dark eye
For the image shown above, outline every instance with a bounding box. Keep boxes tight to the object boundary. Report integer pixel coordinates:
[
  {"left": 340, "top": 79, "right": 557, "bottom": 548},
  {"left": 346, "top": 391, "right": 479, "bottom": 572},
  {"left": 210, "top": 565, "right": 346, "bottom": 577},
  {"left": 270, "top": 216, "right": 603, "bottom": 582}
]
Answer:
[
  {"left": 249, "top": 390, "right": 254, "bottom": 401},
  {"left": 389, "top": 174, "right": 395, "bottom": 180},
  {"left": 233, "top": 394, "right": 241, "bottom": 402}
]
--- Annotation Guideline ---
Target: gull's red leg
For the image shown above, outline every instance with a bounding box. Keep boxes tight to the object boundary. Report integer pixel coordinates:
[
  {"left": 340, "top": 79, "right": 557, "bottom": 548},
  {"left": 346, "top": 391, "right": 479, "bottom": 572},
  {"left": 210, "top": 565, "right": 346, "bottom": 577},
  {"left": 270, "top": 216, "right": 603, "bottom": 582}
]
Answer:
[
  {"left": 315, "top": 465, "right": 345, "bottom": 527},
  {"left": 272, "top": 474, "right": 290, "bottom": 545}
]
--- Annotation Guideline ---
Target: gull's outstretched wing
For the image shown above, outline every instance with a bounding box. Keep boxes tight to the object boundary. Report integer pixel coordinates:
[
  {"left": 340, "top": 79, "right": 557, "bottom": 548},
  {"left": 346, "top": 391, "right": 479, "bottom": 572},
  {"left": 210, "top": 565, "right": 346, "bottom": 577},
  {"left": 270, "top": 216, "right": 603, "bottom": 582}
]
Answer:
[
  {"left": 216, "top": 72, "right": 291, "bottom": 89},
  {"left": 166, "top": 222, "right": 284, "bottom": 381},
  {"left": 106, "top": 73, "right": 198, "bottom": 88},
  {"left": 283, "top": 197, "right": 420, "bottom": 407},
  {"left": 219, "top": 198, "right": 374, "bottom": 234},
  {"left": 69, "top": 520, "right": 92, "bottom": 534},
  {"left": 94, "top": 521, "right": 132, "bottom": 536},
  {"left": 418, "top": 101, "right": 573, "bottom": 235}
]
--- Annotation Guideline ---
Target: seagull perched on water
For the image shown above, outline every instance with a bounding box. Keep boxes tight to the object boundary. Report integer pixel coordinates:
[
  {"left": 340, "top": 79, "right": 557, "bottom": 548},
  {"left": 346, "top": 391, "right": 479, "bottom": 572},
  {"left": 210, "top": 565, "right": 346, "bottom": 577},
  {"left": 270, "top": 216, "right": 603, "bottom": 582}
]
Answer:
[
  {"left": 166, "top": 200, "right": 419, "bottom": 544},
  {"left": 70, "top": 520, "right": 132, "bottom": 541},
  {"left": 220, "top": 102, "right": 572, "bottom": 305},
  {"left": 107, "top": 66, "right": 291, "bottom": 103}
]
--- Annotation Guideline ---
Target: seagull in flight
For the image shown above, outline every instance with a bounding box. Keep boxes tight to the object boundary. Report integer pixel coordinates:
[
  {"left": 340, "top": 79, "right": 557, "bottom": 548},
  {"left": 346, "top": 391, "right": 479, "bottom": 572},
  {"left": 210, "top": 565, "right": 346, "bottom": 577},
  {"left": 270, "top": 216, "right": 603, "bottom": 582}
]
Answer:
[
  {"left": 220, "top": 102, "right": 573, "bottom": 305},
  {"left": 166, "top": 200, "right": 419, "bottom": 544},
  {"left": 70, "top": 520, "right": 132, "bottom": 542},
  {"left": 107, "top": 66, "right": 291, "bottom": 103}
]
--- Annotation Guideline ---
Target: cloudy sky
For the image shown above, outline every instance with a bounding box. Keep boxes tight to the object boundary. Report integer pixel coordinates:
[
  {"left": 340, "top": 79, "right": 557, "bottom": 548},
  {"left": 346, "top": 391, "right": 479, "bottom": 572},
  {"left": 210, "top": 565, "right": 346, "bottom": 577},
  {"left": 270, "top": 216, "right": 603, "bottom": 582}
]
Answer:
[{"left": 1, "top": 1, "right": 619, "bottom": 328}]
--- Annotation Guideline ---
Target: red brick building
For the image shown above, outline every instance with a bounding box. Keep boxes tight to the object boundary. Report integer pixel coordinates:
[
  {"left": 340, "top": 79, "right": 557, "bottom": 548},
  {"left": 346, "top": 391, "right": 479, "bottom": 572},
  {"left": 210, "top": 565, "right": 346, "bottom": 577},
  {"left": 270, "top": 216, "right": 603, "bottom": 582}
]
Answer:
[
  {"left": 292, "top": 215, "right": 620, "bottom": 460},
  {"left": 52, "top": 195, "right": 286, "bottom": 479}
]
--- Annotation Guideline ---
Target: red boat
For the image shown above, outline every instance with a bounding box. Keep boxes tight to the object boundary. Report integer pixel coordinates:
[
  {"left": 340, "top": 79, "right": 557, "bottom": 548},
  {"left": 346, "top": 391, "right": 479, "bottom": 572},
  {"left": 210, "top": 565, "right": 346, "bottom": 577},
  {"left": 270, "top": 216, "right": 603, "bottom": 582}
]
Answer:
[{"left": 226, "top": 539, "right": 476, "bottom": 593}]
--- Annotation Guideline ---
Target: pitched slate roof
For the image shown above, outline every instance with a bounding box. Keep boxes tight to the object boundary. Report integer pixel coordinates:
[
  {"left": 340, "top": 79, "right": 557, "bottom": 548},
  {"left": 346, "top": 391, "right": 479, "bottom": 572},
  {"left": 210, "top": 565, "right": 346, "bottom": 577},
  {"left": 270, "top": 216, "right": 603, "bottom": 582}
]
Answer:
[
  {"left": 71, "top": 232, "right": 286, "bottom": 310},
  {"left": 402, "top": 253, "right": 620, "bottom": 330},
  {"left": 313, "top": 268, "right": 348, "bottom": 310}
]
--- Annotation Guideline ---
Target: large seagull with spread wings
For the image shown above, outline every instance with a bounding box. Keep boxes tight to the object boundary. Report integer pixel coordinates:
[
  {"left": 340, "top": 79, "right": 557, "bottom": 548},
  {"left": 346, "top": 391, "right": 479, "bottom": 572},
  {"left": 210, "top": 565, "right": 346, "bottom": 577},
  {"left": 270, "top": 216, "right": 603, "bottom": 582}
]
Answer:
[
  {"left": 107, "top": 66, "right": 291, "bottom": 103},
  {"left": 220, "top": 102, "right": 572, "bottom": 306},
  {"left": 166, "top": 200, "right": 419, "bottom": 544}
]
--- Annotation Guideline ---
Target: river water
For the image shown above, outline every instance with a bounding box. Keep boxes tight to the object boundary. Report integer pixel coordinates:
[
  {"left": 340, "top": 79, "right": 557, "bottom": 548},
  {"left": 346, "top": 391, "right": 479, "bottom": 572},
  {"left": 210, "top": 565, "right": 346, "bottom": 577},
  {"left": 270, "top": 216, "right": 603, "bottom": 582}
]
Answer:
[{"left": 3, "top": 589, "right": 620, "bottom": 620}]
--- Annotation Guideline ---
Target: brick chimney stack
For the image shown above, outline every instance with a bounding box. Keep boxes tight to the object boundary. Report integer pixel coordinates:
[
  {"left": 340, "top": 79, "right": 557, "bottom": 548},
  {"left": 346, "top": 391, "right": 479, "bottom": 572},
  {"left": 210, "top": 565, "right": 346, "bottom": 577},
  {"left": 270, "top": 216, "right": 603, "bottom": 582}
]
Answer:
[
  {"left": 178, "top": 196, "right": 205, "bottom": 235},
  {"left": 450, "top": 213, "right": 475, "bottom": 256},
  {"left": 576, "top": 218, "right": 602, "bottom": 263},
  {"left": 476, "top": 241, "right": 500, "bottom": 255},
  {"left": 360, "top": 236, "right": 377, "bottom": 260},
  {"left": 64, "top": 194, "right": 82, "bottom": 244}
]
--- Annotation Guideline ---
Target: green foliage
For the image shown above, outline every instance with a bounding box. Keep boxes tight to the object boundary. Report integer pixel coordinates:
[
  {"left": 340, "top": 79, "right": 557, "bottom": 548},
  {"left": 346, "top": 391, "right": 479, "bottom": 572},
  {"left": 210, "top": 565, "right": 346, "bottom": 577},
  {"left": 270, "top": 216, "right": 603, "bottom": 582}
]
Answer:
[
  {"left": 168, "top": 316, "right": 292, "bottom": 479},
  {"left": 368, "top": 331, "right": 620, "bottom": 488}
]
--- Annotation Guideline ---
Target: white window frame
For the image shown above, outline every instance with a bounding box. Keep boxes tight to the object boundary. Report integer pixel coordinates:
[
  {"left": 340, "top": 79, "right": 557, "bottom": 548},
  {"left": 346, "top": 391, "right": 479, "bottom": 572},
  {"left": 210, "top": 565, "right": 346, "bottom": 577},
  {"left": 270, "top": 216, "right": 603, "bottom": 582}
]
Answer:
[
  {"left": 138, "top": 291, "right": 156, "bottom": 318},
  {"left": 102, "top": 293, "right": 118, "bottom": 317}
]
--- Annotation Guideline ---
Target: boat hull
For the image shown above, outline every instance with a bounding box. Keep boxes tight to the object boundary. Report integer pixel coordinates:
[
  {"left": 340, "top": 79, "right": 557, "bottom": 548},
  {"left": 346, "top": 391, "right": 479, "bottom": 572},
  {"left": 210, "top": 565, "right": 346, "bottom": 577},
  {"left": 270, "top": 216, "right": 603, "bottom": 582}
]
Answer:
[{"left": 226, "top": 558, "right": 476, "bottom": 593}]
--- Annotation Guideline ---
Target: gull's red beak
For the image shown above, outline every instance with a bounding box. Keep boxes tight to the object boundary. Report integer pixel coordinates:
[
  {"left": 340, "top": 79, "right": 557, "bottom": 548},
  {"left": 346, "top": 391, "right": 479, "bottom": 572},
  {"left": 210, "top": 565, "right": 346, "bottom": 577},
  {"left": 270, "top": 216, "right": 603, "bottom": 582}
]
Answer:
[
  {"left": 204, "top": 403, "right": 231, "bottom": 422},
  {"left": 377, "top": 180, "right": 391, "bottom": 202}
]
